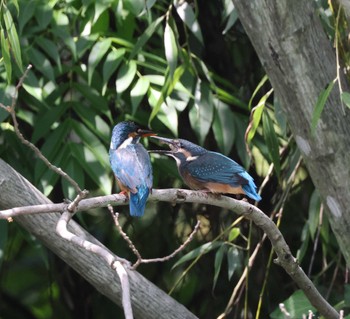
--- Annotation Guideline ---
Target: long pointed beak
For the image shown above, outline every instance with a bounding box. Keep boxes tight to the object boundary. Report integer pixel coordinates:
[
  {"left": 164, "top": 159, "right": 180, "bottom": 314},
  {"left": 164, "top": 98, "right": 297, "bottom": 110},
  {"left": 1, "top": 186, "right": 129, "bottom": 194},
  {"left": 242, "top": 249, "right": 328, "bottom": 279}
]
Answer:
[
  {"left": 137, "top": 129, "right": 157, "bottom": 138},
  {"left": 149, "top": 136, "right": 177, "bottom": 154}
]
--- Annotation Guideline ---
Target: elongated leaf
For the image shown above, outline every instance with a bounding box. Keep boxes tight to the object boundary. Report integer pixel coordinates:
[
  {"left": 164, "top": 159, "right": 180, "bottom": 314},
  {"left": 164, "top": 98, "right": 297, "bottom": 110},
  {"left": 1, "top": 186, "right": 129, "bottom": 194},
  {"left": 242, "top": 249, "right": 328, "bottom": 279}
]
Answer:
[
  {"left": 102, "top": 48, "right": 125, "bottom": 95},
  {"left": 61, "top": 157, "right": 85, "bottom": 199},
  {"left": 18, "top": 0, "right": 36, "bottom": 33},
  {"left": 28, "top": 47, "right": 55, "bottom": 82},
  {"left": 129, "top": 16, "right": 165, "bottom": 60},
  {"left": 341, "top": 91, "right": 350, "bottom": 109},
  {"left": 213, "top": 244, "right": 226, "bottom": 290},
  {"left": 1, "top": 29, "right": 12, "bottom": 84},
  {"left": 248, "top": 75, "right": 269, "bottom": 110},
  {"left": 262, "top": 111, "right": 280, "bottom": 176},
  {"left": 36, "top": 37, "right": 62, "bottom": 73},
  {"left": 311, "top": 78, "right": 336, "bottom": 134},
  {"left": 74, "top": 83, "right": 109, "bottom": 113},
  {"left": 227, "top": 246, "right": 240, "bottom": 280},
  {"left": 228, "top": 227, "right": 240, "bottom": 242},
  {"left": 189, "top": 80, "right": 214, "bottom": 144},
  {"left": 172, "top": 241, "right": 223, "bottom": 269},
  {"left": 246, "top": 87, "right": 273, "bottom": 144},
  {"left": 174, "top": 0, "right": 203, "bottom": 44},
  {"left": 213, "top": 99, "right": 235, "bottom": 155},
  {"left": 88, "top": 38, "right": 111, "bottom": 85},
  {"left": 164, "top": 21, "right": 178, "bottom": 77},
  {"left": 131, "top": 76, "right": 150, "bottom": 114},
  {"left": 308, "top": 190, "right": 321, "bottom": 240},
  {"left": 3, "top": 5, "right": 23, "bottom": 70},
  {"left": 115, "top": 60, "right": 137, "bottom": 94}
]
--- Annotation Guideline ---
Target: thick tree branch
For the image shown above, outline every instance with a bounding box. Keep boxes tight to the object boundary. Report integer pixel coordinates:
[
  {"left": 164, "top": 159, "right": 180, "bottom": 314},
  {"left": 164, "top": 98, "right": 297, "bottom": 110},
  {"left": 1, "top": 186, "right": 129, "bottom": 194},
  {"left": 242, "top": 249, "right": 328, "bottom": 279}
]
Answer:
[{"left": 0, "top": 159, "right": 339, "bottom": 319}]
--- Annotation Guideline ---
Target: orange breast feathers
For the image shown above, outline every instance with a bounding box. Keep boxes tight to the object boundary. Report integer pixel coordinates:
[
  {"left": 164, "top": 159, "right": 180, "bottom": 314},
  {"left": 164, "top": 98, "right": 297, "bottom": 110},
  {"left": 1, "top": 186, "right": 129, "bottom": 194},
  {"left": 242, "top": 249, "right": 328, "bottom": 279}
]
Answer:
[{"left": 181, "top": 171, "right": 245, "bottom": 195}]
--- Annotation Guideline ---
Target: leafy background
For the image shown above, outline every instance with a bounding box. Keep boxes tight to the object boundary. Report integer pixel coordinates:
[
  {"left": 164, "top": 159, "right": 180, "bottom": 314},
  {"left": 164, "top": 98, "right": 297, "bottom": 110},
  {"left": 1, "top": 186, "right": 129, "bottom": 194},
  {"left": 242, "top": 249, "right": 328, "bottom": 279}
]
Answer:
[{"left": 0, "top": 0, "right": 349, "bottom": 318}]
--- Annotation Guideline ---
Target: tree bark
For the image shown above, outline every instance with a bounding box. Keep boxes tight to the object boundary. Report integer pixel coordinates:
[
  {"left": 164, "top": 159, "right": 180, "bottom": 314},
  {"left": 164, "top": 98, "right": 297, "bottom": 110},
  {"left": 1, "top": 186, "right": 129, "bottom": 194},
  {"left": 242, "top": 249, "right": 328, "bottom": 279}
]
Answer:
[
  {"left": 0, "top": 159, "right": 197, "bottom": 319},
  {"left": 233, "top": 0, "right": 350, "bottom": 265}
]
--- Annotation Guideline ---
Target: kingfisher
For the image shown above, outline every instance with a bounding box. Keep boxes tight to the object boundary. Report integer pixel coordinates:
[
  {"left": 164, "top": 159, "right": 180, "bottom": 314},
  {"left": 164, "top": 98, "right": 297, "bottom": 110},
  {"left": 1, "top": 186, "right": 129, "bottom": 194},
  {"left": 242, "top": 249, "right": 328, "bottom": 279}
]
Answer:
[
  {"left": 109, "top": 121, "right": 155, "bottom": 217},
  {"left": 151, "top": 136, "right": 262, "bottom": 202}
]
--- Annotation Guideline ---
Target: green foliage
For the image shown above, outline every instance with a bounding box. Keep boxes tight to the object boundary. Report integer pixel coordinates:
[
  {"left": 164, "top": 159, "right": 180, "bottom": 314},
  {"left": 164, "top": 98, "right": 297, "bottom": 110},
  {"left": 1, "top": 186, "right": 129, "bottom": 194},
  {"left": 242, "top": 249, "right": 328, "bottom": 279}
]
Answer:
[{"left": 0, "top": 0, "right": 346, "bottom": 318}]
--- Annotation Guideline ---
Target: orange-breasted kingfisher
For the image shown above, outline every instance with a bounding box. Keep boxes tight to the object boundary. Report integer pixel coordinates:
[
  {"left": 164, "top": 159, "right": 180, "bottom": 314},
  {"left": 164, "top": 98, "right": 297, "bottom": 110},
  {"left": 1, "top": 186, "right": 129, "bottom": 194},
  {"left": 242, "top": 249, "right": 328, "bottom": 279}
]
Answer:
[
  {"left": 109, "top": 121, "right": 155, "bottom": 217},
  {"left": 151, "top": 136, "right": 262, "bottom": 202}
]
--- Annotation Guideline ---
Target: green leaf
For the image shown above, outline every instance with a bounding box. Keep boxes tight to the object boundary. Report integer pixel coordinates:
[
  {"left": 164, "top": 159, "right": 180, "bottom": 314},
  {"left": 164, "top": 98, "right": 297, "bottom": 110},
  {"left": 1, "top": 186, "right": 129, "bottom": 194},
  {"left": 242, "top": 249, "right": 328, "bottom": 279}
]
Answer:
[
  {"left": 164, "top": 20, "right": 178, "bottom": 77},
  {"left": 129, "top": 15, "right": 165, "bottom": 60},
  {"left": 148, "top": 87, "right": 178, "bottom": 136},
  {"left": 172, "top": 241, "right": 223, "bottom": 269},
  {"left": 246, "top": 88, "right": 273, "bottom": 144},
  {"left": 61, "top": 157, "right": 85, "bottom": 199},
  {"left": 28, "top": 47, "right": 55, "bottom": 83},
  {"left": 311, "top": 78, "right": 336, "bottom": 135},
  {"left": 174, "top": 0, "right": 203, "bottom": 44},
  {"left": 344, "top": 284, "right": 350, "bottom": 307},
  {"left": 213, "top": 244, "right": 226, "bottom": 290},
  {"left": 262, "top": 111, "right": 280, "bottom": 176},
  {"left": 248, "top": 74, "right": 269, "bottom": 110},
  {"left": 1, "top": 29, "right": 12, "bottom": 84},
  {"left": 3, "top": 5, "right": 23, "bottom": 70},
  {"left": 102, "top": 48, "right": 125, "bottom": 95},
  {"left": 88, "top": 38, "right": 111, "bottom": 85},
  {"left": 18, "top": 0, "right": 36, "bottom": 33},
  {"left": 341, "top": 92, "right": 350, "bottom": 109},
  {"left": 74, "top": 83, "right": 109, "bottom": 113},
  {"left": 213, "top": 99, "right": 235, "bottom": 155},
  {"left": 308, "top": 190, "right": 321, "bottom": 240},
  {"left": 131, "top": 76, "right": 150, "bottom": 115},
  {"left": 35, "top": 3, "right": 53, "bottom": 30},
  {"left": 189, "top": 80, "right": 214, "bottom": 145},
  {"left": 32, "top": 103, "right": 70, "bottom": 143},
  {"left": 227, "top": 246, "right": 240, "bottom": 280},
  {"left": 115, "top": 60, "right": 137, "bottom": 94},
  {"left": 36, "top": 37, "right": 62, "bottom": 73},
  {"left": 270, "top": 290, "right": 316, "bottom": 319},
  {"left": 228, "top": 227, "right": 240, "bottom": 242}
]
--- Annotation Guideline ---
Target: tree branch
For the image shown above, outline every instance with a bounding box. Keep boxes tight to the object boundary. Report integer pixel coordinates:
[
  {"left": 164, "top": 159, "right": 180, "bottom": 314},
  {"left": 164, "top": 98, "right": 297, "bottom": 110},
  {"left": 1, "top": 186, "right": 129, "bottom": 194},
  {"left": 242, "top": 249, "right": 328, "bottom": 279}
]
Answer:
[{"left": 0, "top": 169, "right": 339, "bottom": 318}]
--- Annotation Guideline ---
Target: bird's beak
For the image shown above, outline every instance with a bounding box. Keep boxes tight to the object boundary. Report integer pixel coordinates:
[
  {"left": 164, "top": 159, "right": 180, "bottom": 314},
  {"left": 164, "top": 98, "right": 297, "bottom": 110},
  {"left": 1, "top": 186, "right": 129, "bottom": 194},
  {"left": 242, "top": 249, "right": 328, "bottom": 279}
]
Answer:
[
  {"left": 149, "top": 136, "right": 178, "bottom": 154},
  {"left": 136, "top": 129, "right": 157, "bottom": 138}
]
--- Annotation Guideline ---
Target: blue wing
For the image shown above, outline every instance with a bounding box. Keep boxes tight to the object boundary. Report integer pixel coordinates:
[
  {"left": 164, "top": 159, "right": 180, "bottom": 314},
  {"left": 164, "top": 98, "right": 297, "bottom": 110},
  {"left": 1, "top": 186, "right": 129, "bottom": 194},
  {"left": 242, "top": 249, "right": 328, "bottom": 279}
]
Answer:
[
  {"left": 186, "top": 152, "right": 247, "bottom": 186},
  {"left": 109, "top": 144, "right": 153, "bottom": 216},
  {"left": 186, "top": 152, "right": 261, "bottom": 201}
]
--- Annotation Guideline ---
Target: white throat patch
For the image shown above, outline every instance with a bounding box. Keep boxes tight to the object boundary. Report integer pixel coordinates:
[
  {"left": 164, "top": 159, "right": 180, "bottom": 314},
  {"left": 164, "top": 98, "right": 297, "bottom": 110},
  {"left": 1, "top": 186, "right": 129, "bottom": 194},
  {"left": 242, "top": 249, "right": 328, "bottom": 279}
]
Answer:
[{"left": 118, "top": 136, "right": 133, "bottom": 149}]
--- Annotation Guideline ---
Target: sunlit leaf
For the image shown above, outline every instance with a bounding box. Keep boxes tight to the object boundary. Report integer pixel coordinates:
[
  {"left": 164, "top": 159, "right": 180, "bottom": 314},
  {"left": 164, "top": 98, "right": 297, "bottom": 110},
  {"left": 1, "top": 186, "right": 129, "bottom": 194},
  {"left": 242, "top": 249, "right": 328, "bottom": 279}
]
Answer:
[
  {"left": 61, "top": 157, "right": 85, "bottom": 199},
  {"left": 129, "top": 15, "right": 165, "bottom": 60},
  {"left": 115, "top": 60, "right": 137, "bottom": 94},
  {"left": 174, "top": 0, "right": 203, "bottom": 44},
  {"left": 213, "top": 244, "right": 226, "bottom": 290},
  {"left": 311, "top": 78, "right": 336, "bottom": 135},
  {"left": 246, "top": 87, "right": 273, "bottom": 144},
  {"left": 131, "top": 76, "right": 150, "bottom": 115},
  {"left": 172, "top": 241, "right": 223, "bottom": 269},
  {"left": 262, "top": 111, "right": 280, "bottom": 176},
  {"left": 228, "top": 227, "right": 240, "bottom": 242},
  {"left": 35, "top": 3, "right": 53, "bottom": 29},
  {"left": 1, "top": 29, "right": 12, "bottom": 84},
  {"left": 102, "top": 48, "right": 125, "bottom": 95},
  {"left": 88, "top": 38, "right": 111, "bottom": 85},
  {"left": 341, "top": 91, "right": 350, "bottom": 109},
  {"left": 270, "top": 290, "right": 316, "bottom": 319},
  {"left": 164, "top": 20, "right": 178, "bottom": 77},
  {"left": 3, "top": 5, "right": 23, "bottom": 70}
]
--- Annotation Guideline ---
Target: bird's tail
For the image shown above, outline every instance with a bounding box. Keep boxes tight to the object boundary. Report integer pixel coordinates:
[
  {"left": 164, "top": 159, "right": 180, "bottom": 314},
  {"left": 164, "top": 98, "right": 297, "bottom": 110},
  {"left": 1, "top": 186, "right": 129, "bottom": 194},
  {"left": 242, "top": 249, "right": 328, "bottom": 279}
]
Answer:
[
  {"left": 129, "top": 186, "right": 150, "bottom": 217},
  {"left": 240, "top": 172, "right": 262, "bottom": 202}
]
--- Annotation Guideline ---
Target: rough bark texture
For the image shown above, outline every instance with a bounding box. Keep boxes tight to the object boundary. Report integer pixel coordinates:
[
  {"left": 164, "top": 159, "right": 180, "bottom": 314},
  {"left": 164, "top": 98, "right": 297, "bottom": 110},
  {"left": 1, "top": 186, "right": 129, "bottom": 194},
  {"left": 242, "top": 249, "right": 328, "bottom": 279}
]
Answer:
[
  {"left": 233, "top": 0, "right": 350, "bottom": 265},
  {"left": 0, "top": 159, "right": 197, "bottom": 319}
]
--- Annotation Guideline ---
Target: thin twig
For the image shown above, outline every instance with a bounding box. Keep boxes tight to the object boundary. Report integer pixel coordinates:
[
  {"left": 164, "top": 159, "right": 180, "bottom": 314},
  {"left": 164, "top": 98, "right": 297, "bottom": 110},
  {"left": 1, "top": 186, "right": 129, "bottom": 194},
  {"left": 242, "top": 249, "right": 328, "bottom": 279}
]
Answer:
[{"left": 108, "top": 204, "right": 201, "bottom": 269}]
